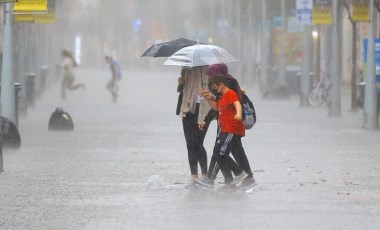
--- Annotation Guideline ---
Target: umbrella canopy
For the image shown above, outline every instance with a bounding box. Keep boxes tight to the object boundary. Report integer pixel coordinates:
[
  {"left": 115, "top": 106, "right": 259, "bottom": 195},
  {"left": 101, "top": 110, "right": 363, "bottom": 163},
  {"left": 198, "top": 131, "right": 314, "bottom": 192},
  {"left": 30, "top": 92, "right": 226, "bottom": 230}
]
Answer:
[
  {"left": 141, "top": 38, "right": 201, "bottom": 57},
  {"left": 163, "top": 44, "right": 238, "bottom": 67}
]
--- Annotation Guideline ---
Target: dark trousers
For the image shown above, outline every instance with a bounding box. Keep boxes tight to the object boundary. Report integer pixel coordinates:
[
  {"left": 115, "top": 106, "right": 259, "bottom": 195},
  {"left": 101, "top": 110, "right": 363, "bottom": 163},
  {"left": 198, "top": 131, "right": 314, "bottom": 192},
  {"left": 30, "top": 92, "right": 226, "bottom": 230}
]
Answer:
[
  {"left": 208, "top": 154, "right": 242, "bottom": 180},
  {"left": 182, "top": 111, "right": 209, "bottom": 175},
  {"left": 212, "top": 132, "right": 253, "bottom": 184}
]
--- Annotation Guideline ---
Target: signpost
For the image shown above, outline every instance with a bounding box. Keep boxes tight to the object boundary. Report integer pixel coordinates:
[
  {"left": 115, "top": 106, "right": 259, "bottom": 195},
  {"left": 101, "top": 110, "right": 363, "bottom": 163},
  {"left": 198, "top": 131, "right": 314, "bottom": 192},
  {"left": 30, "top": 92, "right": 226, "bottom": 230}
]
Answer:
[{"left": 1, "top": 2, "right": 15, "bottom": 172}]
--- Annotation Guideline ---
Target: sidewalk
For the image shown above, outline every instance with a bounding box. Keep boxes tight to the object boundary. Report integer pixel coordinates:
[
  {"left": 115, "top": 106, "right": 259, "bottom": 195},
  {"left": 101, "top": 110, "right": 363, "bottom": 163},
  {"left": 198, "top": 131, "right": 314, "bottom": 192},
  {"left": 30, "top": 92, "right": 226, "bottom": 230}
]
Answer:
[{"left": 0, "top": 68, "right": 379, "bottom": 230}]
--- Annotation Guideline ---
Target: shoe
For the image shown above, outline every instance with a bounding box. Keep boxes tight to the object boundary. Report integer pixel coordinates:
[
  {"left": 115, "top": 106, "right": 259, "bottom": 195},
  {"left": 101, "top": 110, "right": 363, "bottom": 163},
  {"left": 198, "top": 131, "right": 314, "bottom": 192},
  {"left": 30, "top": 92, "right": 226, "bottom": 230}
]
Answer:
[
  {"left": 112, "top": 95, "right": 118, "bottom": 103},
  {"left": 184, "top": 180, "right": 197, "bottom": 189},
  {"left": 217, "top": 183, "right": 236, "bottom": 190},
  {"left": 231, "top": 171, "right": 249, "bottom": 185},
  {"left": 194, "top": 176, "right": 214, "bottom": 189},
  {"left": 238, "top": 177, "right": 257, "bottom": 188}
]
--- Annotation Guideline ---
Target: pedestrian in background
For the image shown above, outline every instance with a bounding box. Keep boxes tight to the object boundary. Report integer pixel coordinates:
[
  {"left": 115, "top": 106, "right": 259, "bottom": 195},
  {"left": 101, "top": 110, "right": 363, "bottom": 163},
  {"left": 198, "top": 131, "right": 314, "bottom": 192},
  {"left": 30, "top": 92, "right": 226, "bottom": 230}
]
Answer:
[
  {"left": 58, "top": 50, "right": 85, "bottom": 100},
  {"left": 105, "top": 55, "right": 122, "bottom": 103},
  {"left": 177, "top": 66, "right": 211, "bottom": 188}
]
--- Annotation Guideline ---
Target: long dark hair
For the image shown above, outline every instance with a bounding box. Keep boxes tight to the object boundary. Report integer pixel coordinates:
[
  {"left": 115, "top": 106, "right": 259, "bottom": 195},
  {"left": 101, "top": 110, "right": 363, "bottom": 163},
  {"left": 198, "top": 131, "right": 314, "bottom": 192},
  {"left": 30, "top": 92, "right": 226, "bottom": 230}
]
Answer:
[{"left": 62, "top": 50, "right": 78, "bottom": 67}]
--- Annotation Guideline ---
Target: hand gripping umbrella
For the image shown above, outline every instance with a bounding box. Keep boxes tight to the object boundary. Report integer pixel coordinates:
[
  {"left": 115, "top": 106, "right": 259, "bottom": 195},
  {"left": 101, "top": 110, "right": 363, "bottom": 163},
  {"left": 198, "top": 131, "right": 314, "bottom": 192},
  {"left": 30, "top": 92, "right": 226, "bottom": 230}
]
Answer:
[{"left": 141, "top": 38, "right": 202, "bottom": 58}]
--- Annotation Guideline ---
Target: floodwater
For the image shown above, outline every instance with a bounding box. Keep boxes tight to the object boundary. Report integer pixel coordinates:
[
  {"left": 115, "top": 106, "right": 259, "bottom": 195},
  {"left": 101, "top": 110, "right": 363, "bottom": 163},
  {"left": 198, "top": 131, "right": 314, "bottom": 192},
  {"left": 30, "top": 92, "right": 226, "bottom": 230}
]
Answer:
[{"left": 0, "top": 67, "right": 379, "bottom": 230}]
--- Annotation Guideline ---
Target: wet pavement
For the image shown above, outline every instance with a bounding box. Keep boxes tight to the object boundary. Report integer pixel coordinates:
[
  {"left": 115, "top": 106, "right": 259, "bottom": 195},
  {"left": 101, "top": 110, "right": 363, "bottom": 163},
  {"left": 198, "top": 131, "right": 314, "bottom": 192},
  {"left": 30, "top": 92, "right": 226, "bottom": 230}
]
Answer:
[{"left": 1, "top": 68, "right": 379, "bottom": 230}]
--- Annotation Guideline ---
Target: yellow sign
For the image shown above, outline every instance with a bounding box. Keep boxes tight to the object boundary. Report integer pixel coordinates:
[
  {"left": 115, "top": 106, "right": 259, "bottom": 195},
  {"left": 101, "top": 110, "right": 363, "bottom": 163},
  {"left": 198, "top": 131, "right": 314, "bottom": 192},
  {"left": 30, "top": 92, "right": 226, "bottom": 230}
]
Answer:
[
  {"left": 34, "top": 12, "right": 55, "bottom": 23},
  {"left": 14, "top": 14, "right": 34, "bottom": 22},
  {"left": 14, "top": 0, "right": 55, "bottom": 23},
  {"left": 13, "top": 0, "right": 48, "bottom": 12},
  {"left": 352, "top": 0, "right": 369, "bottom": 21},
  {"left": 313, "top": 0, "right": 332, "bottom": 24},
  {"left": 34, "top": 0, "right": 55, "bottom": 23}
]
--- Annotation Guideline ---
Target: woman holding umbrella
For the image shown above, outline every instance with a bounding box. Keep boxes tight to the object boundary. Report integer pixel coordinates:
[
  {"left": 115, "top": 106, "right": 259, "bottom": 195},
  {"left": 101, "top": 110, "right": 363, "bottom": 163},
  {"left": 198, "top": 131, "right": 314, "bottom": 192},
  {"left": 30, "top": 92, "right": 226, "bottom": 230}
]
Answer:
[
  {"left": 177, "top": 66, "right": 211, "bottom": 188},
  {"left": 163, "top": 42, "right": 238, "bottom": 187}
]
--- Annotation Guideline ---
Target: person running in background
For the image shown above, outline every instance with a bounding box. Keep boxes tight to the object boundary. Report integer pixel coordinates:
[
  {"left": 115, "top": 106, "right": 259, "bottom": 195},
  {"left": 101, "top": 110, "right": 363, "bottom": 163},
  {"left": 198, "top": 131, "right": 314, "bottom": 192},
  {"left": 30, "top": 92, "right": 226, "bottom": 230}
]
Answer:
[
  {"left": 105, "top": 55, "right": 122, "bottom": 103},
  {"left": 58, "top": 50, "right": 85, "bottom": 100},
  {"left": 177, "top": 66, "right": 211, "bottom": 188},
  {"left": 196, "top": 72, "right": 255, "bottom": 189}
]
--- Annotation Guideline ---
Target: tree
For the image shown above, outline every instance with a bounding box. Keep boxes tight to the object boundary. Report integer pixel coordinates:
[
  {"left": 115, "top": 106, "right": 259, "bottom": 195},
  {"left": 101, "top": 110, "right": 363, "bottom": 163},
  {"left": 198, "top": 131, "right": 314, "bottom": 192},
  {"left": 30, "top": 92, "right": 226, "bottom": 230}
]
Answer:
[{"left": 342, "top": 0, "right": 359, "bottom": 111}]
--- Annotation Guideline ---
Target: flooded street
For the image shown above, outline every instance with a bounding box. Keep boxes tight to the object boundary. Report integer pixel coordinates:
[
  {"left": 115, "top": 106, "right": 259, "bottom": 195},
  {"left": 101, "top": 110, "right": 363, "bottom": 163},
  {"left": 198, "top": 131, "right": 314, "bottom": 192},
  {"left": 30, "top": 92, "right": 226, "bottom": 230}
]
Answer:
[{"left": 0, "top": 68, "right": 379, "bottom": 230}]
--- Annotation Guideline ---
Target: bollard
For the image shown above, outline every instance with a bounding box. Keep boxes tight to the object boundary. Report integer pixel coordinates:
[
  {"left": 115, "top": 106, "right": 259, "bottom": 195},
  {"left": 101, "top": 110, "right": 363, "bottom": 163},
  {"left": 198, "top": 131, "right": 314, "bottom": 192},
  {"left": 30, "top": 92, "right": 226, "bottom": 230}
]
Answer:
[
  {"left": 14, "top": 82, "right": 21, "bottom": 127},
  {"left": 0, "top": 83, "right": 21, "bottom": 126},
  {"left": 25, "top": 73, "right": 36, "bottom": 107},
  {"left": 296, "top": 72, "right": 302, "bottom": 95},
  {"left": 0, "top": 85, "right": 22, "bottom": 149},
  {"left": 39, "top": 66, "right": 48, "bottom": 95}
]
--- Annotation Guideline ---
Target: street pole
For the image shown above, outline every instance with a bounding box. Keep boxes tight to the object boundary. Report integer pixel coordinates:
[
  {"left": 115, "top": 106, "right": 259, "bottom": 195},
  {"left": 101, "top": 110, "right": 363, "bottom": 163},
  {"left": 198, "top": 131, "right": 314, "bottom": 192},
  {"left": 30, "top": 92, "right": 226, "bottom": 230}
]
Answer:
[
  {"left": 300, "top": 25, "right": 312, "bottom": 107},
  {"left": 363, "top": 0, "right": 378, "bottom": 129},
  {"left": 1, "top": 3, "right": 16, "bottom": 172},
  {"left": 16, "top": 24, "right": 28, "bottom": 118},
  {"left": 329, "top": 0, "right": 341, "bottom": 117},
  {"left": 261, "top": 0, "right": 268, "bottom": 94},
  {"left": 1, "top": 2, "right": 16, "bottom": 122},
  {"left": 236, "top": 1, "right": 242, "bottom": 81},
  {"left": 278, "top": 0, "right": 287, "bottom": 91},
  {"left": 248, "top": 1, "right": 257, "bottom": 86}
]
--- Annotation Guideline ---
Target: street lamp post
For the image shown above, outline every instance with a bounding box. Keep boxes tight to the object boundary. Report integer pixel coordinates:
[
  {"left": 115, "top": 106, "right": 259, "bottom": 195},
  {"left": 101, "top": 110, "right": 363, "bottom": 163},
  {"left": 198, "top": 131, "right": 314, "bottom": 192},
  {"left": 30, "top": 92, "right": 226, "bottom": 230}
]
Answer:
[
  {"left": 0, "top": 2, "right": 16, "bottom": 172},
  {"left": 279, "top": 0, "right": 287, "bottom": 91},
  {"left": 363, "top": 0, "right": 378, "bottom": 129},
  {"left": 329, "top": 0, "right": 341, "bottom": 117},
  {"left": 261, "top": 0, "right": 268, "bottom": 94}
]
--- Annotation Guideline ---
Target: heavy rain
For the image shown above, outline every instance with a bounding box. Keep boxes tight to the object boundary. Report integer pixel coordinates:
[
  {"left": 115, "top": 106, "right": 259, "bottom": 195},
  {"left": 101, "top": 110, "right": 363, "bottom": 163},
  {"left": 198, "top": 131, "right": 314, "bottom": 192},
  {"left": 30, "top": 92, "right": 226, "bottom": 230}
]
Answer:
[{"left": 0, "top": 0, "right": 379, "bottom": 229}]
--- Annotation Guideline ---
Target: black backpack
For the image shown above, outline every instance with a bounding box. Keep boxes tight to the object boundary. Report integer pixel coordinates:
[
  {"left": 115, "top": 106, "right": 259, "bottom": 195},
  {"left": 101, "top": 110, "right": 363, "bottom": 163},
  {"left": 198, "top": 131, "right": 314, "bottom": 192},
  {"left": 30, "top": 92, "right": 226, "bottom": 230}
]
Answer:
[{"left": 48, "top": 107, "right": 74, "bottom": 131}]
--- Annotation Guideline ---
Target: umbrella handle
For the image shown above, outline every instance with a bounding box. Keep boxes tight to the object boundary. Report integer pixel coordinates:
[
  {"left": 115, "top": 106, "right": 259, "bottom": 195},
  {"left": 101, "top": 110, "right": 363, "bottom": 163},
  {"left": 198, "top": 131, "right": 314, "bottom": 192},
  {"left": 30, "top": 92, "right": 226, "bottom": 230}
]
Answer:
[{"left": 199, "top": 66, "right": 204, "bottom": 100}]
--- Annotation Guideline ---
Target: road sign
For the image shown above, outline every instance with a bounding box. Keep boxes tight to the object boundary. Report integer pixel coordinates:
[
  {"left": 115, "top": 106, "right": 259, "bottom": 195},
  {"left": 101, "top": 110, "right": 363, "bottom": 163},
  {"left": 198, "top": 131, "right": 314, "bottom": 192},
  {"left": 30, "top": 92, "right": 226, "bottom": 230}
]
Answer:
[
  {"left": 313, "top": 0, "right": 332, "bottom": 24},
  {"left": 13, "top": 0, "right": 48, "bottom": 12},
  {"left": 296, "top": 0, "right": 313, "bottom": 25},
  {"left": 363, "top": 38, "right": 380, "bottom": 91},
  {"left": 352, "top": 0, "right": 369, "bottom": 21}
]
